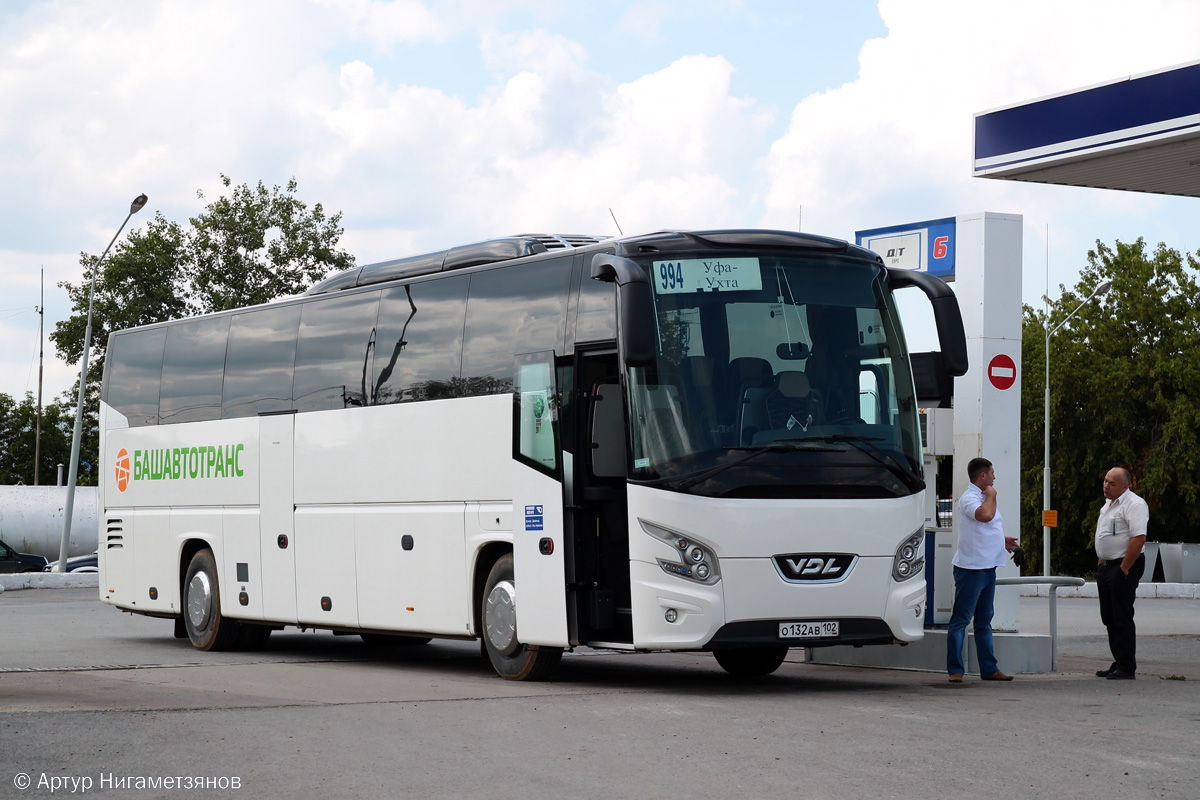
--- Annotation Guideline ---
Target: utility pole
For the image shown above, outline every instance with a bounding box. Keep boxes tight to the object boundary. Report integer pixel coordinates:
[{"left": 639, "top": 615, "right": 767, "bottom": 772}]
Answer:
[{"left": 34, "top": 268, "right": 43, "bottom": 486}]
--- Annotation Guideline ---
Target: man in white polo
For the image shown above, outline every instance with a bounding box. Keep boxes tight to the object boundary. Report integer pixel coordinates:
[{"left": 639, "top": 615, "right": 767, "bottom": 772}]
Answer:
[
  {"left": 1094, "top": 466, "right": 1149, "bottom": 680},
  {"left": 947, "top": 457, "right": 1019, "bottom": 683}
]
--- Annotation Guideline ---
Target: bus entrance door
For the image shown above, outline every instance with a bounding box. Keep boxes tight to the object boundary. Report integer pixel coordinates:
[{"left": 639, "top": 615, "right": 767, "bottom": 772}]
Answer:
[
  {"left": 511, "top": 352, "right": 569, "bottom": 647},
  {"left": 259, "top": 412, "right": 297, "bottom": 623}
]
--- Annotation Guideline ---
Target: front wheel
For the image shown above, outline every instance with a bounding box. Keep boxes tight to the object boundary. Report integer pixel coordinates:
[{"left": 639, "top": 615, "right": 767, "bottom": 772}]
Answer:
[
  {"left": 712, "top": 646, "right": 790, "bottom": 677},
  {"left": 480, "top": 554, "right": 562, "bottom": 681},
  {"left": 183, "top": 549, "right": 241, "bottom": 651}
]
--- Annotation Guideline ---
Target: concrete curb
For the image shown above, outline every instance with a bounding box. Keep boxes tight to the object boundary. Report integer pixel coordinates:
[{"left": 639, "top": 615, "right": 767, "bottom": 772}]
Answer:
[
  {"left": 0, "top": 573, "right": 100, "bottom": 591},
  {"left": 1017, "top": 582, "right": 1199, "bottom": 599}
]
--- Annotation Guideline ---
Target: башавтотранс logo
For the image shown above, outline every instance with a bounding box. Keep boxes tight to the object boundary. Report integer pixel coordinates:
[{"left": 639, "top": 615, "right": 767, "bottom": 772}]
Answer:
[
  {"left": 116, "top": 444, "right": 247, "bottom": 491},
  {"left": 115, "top": 448, "right": 131, "bottom": 492}
]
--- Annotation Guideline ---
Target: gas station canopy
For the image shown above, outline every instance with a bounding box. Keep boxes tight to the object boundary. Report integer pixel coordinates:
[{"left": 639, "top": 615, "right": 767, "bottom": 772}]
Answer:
[{"left": 973, "top": 61, "right": 1200, "bottom": 197}]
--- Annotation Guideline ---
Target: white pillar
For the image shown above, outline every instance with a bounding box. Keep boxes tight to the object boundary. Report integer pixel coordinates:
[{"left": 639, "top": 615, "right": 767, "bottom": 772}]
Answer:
[{"left": 951, "top": 212, "right": 1023, "bottom": 631}]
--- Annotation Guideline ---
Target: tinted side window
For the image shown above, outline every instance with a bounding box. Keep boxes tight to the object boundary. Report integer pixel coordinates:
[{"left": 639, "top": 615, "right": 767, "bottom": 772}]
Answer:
[
  {"left": 104, "top": 328, "right": 167, "bottom": 427},
  {"left": 158, "top": 316, "right": 230, "bottom": 424},
  {"left": 372, "top": 276, "right": 468, "bottom": 404},
  {"left": 222, "top": 305, "right": 301, "bottom": 418},
  {"left": 576, "top": 264, "right": 617, "bottom": 343},
  {"left": 461, "top": 259, "right": 570, "bottom": 397},
  {"left": 293, "top": 291, "right": 381, "bottom": 413}
]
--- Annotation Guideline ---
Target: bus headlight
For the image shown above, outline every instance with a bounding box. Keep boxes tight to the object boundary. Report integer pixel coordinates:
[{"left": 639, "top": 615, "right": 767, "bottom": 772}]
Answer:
[
  {"left": 640, "top": 519, "right": 720, "bottom": 585},
  {"left": 892, "top": 530, "right": 925, "bottom": 582}
]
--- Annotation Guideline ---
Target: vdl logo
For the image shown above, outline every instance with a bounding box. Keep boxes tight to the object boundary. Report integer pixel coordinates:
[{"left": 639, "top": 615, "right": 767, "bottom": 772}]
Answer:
[
  {"left": 772, "top": 553, "right": 857, "bottom": 584},
  {"left": 115, "top": 448, "right": 131, "bottom": 492}
]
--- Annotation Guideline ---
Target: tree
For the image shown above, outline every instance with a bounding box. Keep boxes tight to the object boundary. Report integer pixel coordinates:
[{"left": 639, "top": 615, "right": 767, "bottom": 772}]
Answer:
[
  {"left": 52, "top": 212, "right": 191, "bottom": 366},
  {"left": 1020, "top": 238, "right": 1200, "bottom": 576},
  {"left": 45, "top": 177, "right": 354, "bottom": 486},
  {"left": 0, "top": 392, "right": 76, "bottom": 486},
  {"left": 53, "top": 176, "right": 354, "bottom": 365},
  {"left": 189, "top": 174, "right": 356, "bottom": 314}
]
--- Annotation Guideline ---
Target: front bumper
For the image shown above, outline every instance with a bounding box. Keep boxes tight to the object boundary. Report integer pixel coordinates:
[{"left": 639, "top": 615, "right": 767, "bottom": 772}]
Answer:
[{"left": 629, "top": 555, "right": 926, "bottom": 650}]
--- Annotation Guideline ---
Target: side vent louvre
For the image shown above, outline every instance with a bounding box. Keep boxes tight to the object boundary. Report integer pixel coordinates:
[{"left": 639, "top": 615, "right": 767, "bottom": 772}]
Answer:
[{"left": 106, "top": 518, "right": 125, "bottom": 549}]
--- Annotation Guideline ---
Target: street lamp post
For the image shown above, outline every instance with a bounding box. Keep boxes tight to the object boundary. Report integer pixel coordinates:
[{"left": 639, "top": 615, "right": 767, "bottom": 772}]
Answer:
[
  {"left": 1042, "top": 279, "right": 1111, "bottom": 576},
  {"left": 56, "top": 194, "right": 148, "bottom": 572}
]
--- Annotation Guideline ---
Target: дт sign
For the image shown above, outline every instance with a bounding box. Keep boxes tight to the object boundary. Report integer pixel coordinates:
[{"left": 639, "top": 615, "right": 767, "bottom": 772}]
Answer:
[{"left": 988, "top": 354, "right": 1016, "bottom": 390}]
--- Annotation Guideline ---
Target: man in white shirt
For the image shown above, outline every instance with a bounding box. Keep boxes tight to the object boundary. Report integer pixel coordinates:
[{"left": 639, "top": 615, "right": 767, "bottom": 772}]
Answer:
[
  {"left": 1094, "top": 467, "right": 1149, "bottom": 680},
  {"left": 946, "top": 457, "right": 1019, "bottom": 683}
]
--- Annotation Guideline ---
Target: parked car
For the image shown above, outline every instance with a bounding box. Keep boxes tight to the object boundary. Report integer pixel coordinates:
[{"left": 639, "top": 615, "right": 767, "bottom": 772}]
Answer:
[
  {"left": 43, "top": 551, "right": 99, "bottom": 573},
  {"left": 0, "top": 538, "right": 50, "bottom": 573}
]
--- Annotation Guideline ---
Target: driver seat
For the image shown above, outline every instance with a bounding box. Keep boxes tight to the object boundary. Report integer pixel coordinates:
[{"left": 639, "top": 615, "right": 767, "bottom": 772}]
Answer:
[{"left": 763, "top": 371, "right": 822, "bottom": 433}]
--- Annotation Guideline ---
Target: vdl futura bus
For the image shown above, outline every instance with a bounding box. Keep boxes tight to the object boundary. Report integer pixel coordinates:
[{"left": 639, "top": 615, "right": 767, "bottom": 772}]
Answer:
[{"left": 98, "top": 229, "right": 967, "bottom": 680}]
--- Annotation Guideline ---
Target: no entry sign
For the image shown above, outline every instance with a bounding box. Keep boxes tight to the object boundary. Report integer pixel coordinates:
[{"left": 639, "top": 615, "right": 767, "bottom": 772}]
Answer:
[{"left": 988, "top": 354, "right": 1016, "bottom": 390}]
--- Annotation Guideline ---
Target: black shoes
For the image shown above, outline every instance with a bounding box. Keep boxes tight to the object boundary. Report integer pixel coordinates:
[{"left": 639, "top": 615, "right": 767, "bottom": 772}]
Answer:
[{"left": 1097, "top": 666, "right": 1136, "bottom": 679}]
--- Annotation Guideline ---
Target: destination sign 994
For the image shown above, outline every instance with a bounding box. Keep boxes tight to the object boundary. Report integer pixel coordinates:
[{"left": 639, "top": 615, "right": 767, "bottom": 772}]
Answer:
[{"left": 653, "top": 257, "right": 763, "bottom": 294}]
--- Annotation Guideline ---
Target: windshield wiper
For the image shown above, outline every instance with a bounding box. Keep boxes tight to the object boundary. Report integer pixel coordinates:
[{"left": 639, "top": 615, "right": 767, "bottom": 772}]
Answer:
[
  {"left": 776, "top": 434, "right": 924, "bottom": 491},
  {"left": 648, "top": 441, "right": 837, "bottom": 491}
]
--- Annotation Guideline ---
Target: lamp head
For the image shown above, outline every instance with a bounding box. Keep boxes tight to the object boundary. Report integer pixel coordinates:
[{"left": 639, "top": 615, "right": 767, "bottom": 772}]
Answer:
[
  {"left": 1096, "top": 279, "right": 1112, "bottom": 296},
  {"left": 130, "top": 194, "right": 148, "bottom": 215}
]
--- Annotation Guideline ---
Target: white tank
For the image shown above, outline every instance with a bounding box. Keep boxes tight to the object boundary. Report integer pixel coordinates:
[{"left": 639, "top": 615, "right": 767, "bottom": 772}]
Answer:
[{"left": 0, "top": 486, "right": 99, "bottom": 558}]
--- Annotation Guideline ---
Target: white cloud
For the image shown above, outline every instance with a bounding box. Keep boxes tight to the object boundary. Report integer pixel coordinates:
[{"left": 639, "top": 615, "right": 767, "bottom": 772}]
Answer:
[
  {"left": 761, "top": 0, "right": 1200, "bottom": 295},
  {"left": 480, "top": 29, "right": 587, "bottom": 75},
  {"left": 320, "top": 0, "right": 448, "bottom": 47},
  {"left": 0, "top": 1, "right": 773, "bottom": 400},
  {"left": 293, "top": 50, "right": 769, "bottom": 243},
  {"left": 618, "top": 1, "right": 670, "bottom": 41},
  {"left": 10, "top": 0, "right": 1194, "bottom": 403}
]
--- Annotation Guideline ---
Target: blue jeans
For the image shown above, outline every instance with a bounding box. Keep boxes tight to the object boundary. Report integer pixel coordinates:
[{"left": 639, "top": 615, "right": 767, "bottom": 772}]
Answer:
[{"left": 946, "top": 566, "right": 998, "bottom": 676}]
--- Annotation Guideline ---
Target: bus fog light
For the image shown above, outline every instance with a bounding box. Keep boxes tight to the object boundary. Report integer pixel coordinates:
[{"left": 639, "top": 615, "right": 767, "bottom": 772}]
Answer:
[
  {"left": 897, "top": 561, "right": 910, "bottom": 576},
  {"left": 695, "top": 563, "right": 710, "bottom": 579},
  {"left": 665, "top": 608, "right": 678, "bottom": 623}
]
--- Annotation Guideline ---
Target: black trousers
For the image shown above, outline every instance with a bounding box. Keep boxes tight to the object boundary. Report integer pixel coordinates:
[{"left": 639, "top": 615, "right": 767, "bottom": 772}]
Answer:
[{"left": 1096, "top": 554, "right": 1144, "bottom": 674}]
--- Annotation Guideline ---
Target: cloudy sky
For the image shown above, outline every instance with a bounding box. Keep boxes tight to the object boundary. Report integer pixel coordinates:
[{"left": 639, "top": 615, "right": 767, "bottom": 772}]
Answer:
[{"left": 2, "top": 0, "right": 1199, "bottom": 403}]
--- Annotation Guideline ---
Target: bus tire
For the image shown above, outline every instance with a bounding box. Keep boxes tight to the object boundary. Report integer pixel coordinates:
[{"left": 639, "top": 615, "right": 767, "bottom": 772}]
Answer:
[
  {"left": 712, "top": 645, "right": 789, "bottom": 677},
  {"left": 480, "top": 553, "right": 562, "bottom": 681},
  {"left": 360, "top": 633, "right": 433, "bottom": 646},
  {"left": 183, "top": 549, "right": 241, "bottom": 652}
]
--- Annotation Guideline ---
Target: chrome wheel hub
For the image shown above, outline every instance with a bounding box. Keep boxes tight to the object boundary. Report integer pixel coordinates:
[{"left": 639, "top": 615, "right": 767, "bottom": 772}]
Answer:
[
  {"left": 485, "top": 580, "right": 518, "bottom": 655},
  {"left": 187, "top": 571, "right": 213, "bottom": 631}
]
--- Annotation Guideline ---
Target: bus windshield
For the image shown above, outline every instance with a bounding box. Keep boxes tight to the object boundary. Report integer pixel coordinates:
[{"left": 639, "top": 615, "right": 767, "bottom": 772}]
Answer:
[{"left": 624, "top": 251, "right": 922, "bottom": 499}]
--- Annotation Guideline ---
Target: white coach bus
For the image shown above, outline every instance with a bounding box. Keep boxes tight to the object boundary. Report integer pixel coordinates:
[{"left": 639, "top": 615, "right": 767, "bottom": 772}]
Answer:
[{"left": 98, "top": 229, "right": 967, "bottom": 680}]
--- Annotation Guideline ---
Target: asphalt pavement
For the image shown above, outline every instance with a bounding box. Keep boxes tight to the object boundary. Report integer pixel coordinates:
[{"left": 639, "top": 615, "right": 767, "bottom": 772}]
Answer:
[{"left": 1, "top": 588, "right": 1196, "bottom": 799}]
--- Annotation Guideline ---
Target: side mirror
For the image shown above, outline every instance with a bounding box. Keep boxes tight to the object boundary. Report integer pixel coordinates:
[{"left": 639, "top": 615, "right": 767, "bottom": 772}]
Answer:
[
  {"left": 591, "top": 254, "right": 656, "bottom": 368},
  {"left": 887, "top": 268, "right": 968, "bottom": 377}
]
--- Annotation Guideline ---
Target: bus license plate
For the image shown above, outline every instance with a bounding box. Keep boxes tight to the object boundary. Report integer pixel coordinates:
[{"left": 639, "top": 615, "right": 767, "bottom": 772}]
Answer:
[{"left": 779, "top": 621, "right": 838, "bottom": 639}]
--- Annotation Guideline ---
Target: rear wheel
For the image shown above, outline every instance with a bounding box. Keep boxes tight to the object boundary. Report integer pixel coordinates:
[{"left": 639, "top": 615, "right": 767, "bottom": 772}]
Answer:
[
  {"left": 183, "top": 549, "right": 241, "bottom": 651},
  {"left": 712, "top": 646, "right": 790, "bottom": 677},
  {"left": 480, "top": 553, "right": 562, "bottom": 681}
]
